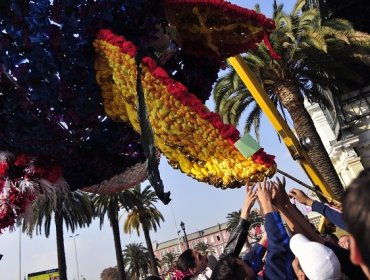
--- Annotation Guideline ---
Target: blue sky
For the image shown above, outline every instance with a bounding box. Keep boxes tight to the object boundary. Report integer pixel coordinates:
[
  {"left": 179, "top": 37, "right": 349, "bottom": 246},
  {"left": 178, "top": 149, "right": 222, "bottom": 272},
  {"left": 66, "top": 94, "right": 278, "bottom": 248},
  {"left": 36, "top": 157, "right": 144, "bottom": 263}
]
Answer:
[{"left": 0, "top": 1, "right": 306, "bottom": 280}]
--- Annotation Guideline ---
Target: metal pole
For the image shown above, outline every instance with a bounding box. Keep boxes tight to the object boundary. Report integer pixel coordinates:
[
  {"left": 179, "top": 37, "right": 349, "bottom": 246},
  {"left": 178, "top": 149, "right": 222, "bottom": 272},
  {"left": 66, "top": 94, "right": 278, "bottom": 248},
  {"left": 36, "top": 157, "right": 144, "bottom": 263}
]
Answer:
[
  {"left": 180, "top": 222, "right": 190, "bottom": 250},
  {"left": 183, "top": 230, "right": 189, "bottom": 250},
  {"left": 19, "top": 230, "right": 21, "bottom": 280},
  {"left": 70, "top": 234, "right": 80, "bottom": 280},
  {"left": 170, "top": 202, "right": 182, "bottom": 253},
  {"left": 228, "top": 55, "right": 336, "bottom": 200},
  {"left": 176, "top": 231, "right": 183, "bottom": 253},
  {"left": 277, "top": 168, "right": 341, "bottom": 206}
]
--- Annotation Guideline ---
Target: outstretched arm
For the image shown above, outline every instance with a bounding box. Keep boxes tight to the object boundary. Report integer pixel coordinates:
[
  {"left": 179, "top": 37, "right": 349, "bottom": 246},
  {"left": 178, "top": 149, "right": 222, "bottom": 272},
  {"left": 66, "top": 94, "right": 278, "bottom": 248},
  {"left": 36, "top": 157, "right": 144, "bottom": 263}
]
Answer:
[
  {"left": 289, "top": 188, "right": 346, "bottom": 230},
  {"left": 272, "top": 178, "right": 323, "bottom": 243},
  {"left": 222, "top": 182, "right": 257, "bottom": 257},
  {"left": 256, "top": 178, "right": 295, "bottom": 280}
]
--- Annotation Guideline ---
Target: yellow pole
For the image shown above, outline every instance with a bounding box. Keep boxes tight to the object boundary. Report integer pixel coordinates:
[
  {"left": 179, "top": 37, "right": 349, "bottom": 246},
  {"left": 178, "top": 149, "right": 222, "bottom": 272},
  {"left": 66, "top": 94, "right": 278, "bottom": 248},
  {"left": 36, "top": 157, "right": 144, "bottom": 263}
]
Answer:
[{"left": 228, "top": 54, "right": 336, "bottom": 199}]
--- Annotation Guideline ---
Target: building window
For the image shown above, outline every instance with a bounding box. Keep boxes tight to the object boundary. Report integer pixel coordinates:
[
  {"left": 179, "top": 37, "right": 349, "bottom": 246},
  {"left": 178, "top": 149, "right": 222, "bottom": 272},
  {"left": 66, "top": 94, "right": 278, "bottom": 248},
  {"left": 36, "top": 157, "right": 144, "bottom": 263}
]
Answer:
[
  {"left": 210, "top": 235, "right": 214, "bottom": 243},
  {"left": 216, "top": 235, "right": 220, "bottom": 241}
]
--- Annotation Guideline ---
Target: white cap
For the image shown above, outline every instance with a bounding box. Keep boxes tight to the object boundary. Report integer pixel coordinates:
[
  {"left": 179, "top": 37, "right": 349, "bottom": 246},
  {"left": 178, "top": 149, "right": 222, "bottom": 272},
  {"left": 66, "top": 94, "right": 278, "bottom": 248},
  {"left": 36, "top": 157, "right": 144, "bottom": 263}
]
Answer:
[{"left": 290, "top": 234, "right": 341, "bottom": 280}]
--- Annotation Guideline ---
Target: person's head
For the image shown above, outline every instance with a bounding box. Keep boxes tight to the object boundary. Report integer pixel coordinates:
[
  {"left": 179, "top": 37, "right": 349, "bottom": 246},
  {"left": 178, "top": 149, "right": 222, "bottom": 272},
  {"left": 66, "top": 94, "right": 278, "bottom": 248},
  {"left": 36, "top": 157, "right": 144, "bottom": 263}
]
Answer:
[
  {"left": 176, "top": 249, "right": 208, "bottom": 277},
  {"left": 210, "top": 255, "right": 257, "bottom": 280},
  {"left": 290, "top": 234, "right": 342, "bottom": 280},
  {"left": 342, "top": 168, "right": 370, "bottom": 278}
]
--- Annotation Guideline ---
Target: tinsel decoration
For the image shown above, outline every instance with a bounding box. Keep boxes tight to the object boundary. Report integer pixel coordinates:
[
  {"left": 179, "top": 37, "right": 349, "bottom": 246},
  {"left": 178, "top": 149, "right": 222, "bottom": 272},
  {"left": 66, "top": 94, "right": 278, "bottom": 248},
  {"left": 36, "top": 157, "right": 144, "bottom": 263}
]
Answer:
[
  {"left": 82, "top": 161, "right": 148, "bottom": 195},
  {"left": 0, "top": 152, "right": 69, "bottom": 233}
]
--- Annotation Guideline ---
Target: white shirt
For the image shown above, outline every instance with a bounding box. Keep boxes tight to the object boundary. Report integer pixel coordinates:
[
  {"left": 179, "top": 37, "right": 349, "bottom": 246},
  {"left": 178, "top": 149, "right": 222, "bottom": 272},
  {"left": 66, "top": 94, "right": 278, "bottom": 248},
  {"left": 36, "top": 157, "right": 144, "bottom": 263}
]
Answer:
[{"left": 191, "top": 267, "right": 212, "bottom": 280}]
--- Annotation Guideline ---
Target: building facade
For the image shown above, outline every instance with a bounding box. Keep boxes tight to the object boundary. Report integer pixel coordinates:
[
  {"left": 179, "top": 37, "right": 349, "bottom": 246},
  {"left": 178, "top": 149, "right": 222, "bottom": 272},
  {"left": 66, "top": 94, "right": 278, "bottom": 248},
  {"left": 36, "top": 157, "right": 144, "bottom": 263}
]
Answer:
[
  {"left": 302, "top": 1, "right": 370, "bottom": 186},
  {"left": 153, "top": 222, "right": 230, "bottom": 261},
  {"left": 305, "top": 85, "right": 370, "bottom": 186},
  {"left": 152, "top": 221, "right": 265, "bottom": 274}
]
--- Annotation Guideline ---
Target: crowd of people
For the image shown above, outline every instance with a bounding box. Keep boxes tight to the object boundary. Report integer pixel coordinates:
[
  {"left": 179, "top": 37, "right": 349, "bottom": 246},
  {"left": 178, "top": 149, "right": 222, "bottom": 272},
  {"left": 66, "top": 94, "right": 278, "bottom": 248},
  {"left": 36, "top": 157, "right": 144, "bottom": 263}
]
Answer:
[{"left": 165, "top": 168, "right": 370, "bottom": 280}]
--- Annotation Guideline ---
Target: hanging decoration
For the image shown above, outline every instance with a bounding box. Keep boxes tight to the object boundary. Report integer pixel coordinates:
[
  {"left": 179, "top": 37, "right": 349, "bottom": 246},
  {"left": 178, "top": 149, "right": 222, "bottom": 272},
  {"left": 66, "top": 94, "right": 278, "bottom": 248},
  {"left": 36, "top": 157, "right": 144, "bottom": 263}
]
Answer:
[
  {"left": 0, "top": 0, "right": 223, "bottom": 197},
  {"left": 0, "top": 0, "right": 281, "bottom": 225},
  {"left": 82, "top": 161, "right": 148, "bottom": 195},
  {"left": 94, "top": 29, "right": 276, "bottom": 188},
  {"left": 0, "top": 0, "right": 152, "bottom": 193},
  {"left": 0, "top": 152, "right": 69, "bottom": 233},
  {"left": 163, "top": 0, "right": 276, "bottom": 60}
]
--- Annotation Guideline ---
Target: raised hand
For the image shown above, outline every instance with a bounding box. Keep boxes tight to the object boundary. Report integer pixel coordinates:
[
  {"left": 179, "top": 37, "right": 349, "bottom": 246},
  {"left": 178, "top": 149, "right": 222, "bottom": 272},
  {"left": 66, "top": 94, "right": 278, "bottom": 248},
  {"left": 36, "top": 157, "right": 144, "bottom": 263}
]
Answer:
[
  {"left": 256, "top": 177, "right": 274, "bottom": 215},
  {"left": 240, "top": 181, "right": 257, "bottom": 220},
  {"left": 289, "top": 188, "right": 313, "bottom": 207},
  {"left": 271, "top": 176, "right": 290, "bottom": 209}
]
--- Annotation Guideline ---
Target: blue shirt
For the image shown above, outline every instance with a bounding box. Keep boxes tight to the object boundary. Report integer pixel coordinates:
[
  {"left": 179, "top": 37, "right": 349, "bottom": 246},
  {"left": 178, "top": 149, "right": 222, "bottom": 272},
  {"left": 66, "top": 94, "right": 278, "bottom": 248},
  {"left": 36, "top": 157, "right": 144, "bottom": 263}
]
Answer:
[
  {"left": 312, "top": 201, "right": 346, "bottom": 230},
  {"left": 242, "top": 212, "right": 294, "bottom": 280}
]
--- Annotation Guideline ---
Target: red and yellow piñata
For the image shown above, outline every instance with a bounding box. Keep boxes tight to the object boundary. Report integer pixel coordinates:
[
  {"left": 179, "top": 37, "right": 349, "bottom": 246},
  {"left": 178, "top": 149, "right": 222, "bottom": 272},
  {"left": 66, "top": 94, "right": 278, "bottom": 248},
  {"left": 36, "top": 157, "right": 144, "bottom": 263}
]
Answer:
[{"left": 93, "top": 29, "right": 276, "bottom": 188}]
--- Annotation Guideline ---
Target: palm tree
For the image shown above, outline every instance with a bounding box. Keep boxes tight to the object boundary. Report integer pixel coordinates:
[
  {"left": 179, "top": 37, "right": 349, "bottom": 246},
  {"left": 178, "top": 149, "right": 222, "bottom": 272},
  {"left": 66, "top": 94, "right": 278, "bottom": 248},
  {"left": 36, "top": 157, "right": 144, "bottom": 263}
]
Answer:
[
  {"left": 100, "top": 266, "right": 119, "bottom": 280},
  {"left": 194, "top": 241, "right": 216, "bottom": 256},
  {"left": 226, "top": 208, "right": 264, "bottom": 232},
  {"left": 123, "top": 242, "right": 151, "bottom": 280},
  {"left": 91, "top": 191, "right": 136, "bottom": 280},
  {"left": 213, "top": 0, "right": 370, "bottom": 199},
  {"left": 22, "top": 190, "right": 93, "bottom": 280},
  {"left": 161, "top": 251, "right": 178, "bottom": 274},
  {"left": 123, "top": 185, "right": 164, "bottom": 276},
  {"left": 226, "top": 210, "right": 241, "bottom": 232},
  {"left": 249, "top": 209, "right": 264, "bottom": 224}
]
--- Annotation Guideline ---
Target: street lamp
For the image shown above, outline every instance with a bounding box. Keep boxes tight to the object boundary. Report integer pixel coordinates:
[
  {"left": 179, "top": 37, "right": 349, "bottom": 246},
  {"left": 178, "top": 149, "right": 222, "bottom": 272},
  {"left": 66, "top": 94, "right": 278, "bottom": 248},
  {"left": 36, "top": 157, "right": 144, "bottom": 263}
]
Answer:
[
  {"left": 176, "top": 230, "right": 183, "bottom": 253},
  {"left": 69, "top": 234, "right": 80, "bottom": 280},
  {"left": 180, "top": 221, "right": 190, "bottom": 250}
]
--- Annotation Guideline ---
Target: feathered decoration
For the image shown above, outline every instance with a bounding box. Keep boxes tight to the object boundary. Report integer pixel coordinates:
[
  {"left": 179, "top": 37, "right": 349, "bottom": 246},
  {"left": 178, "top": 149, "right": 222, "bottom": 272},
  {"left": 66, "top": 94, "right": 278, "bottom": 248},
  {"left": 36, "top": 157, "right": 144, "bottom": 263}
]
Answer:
[{"left": 0, "top": 152, "right": 69, "bottom": 233}]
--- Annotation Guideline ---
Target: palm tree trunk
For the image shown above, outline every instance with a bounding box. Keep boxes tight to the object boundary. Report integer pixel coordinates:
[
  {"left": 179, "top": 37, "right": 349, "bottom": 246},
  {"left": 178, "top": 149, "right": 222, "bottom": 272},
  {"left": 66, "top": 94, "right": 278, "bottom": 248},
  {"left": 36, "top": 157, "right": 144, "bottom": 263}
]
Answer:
[
  {"left": 276, "top": 84, "right": 344, "bottom": 199},
  {"left": 108, "top": 203, "right": 126, "bottom": 280},
  {"left": 142, "top": 223, "right": 159, "bottom": 276},
  {"left": 55, "top": 199, "right": 67, "bottom": 280}
]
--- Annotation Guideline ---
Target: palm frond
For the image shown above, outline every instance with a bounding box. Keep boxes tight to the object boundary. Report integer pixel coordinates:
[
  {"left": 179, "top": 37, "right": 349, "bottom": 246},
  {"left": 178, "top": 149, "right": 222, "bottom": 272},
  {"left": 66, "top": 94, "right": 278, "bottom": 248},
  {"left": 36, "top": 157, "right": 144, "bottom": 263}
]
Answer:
[
  {"left": 211, "top": 0, "right": 370, "bottom": 158},
  {"left": 243, "top": 105, "right": 262, "bottom": 142},
  {"left": 299, "top": 31, "right": 328, "bottom": 52},
  {"left": 323, "top": 18, "right": 353, "bottom": 31},
  {"left": 291, "top": 0, "right": 305, "bottom": 18}
]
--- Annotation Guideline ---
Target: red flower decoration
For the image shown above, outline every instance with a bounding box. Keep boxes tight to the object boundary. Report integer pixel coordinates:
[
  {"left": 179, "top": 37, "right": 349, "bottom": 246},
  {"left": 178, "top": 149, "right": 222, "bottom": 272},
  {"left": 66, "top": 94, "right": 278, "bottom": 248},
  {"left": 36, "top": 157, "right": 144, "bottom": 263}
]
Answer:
[
  {"left": 252, "top": 148, "right": 276, "bottom": 167},
  {"left": 96, "top": 29, "right": 116, "bottom": 41},
  {"left": 142, "top": 57, "right": 157, "bottom": 72},
  {"left": 121, "top": 41, "right": 137, "bottom": 57},
  {"left": 163, "top": 0, "right": 276, "bottom": 59},
  {"left": 167, "top": 82, "right": 188, "bottom": 97},
  {"left": 0, "top": 162, "right": 9, "bottom": 176},
  {"left": 14, "top": 154, "right": 29, "bottom": 166},
  {"left": 44, "top": 165, "right": 63, "bottom": 183}
]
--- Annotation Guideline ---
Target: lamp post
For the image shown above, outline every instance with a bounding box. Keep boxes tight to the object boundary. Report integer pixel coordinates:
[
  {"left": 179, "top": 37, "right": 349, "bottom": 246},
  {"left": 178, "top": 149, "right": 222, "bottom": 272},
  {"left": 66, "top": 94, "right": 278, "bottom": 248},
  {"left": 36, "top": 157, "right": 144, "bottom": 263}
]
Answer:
[
  {"left": 180, "top": 221, "right": 190, "bottom": 250},
  {"left": 69, "top": 234, "right": 80, "bottom": 280},
  {"left": 19, "top": 229, "right": 21, "bottom": 280}
]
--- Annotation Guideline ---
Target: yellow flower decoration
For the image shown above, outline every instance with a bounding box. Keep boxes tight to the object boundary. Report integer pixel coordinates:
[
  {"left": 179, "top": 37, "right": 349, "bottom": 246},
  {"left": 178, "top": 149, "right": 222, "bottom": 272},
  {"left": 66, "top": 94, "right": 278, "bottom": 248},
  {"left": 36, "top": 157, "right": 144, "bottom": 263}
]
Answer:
[{"left": 93, "top": 29, "right": 276, "bottom": 188}]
